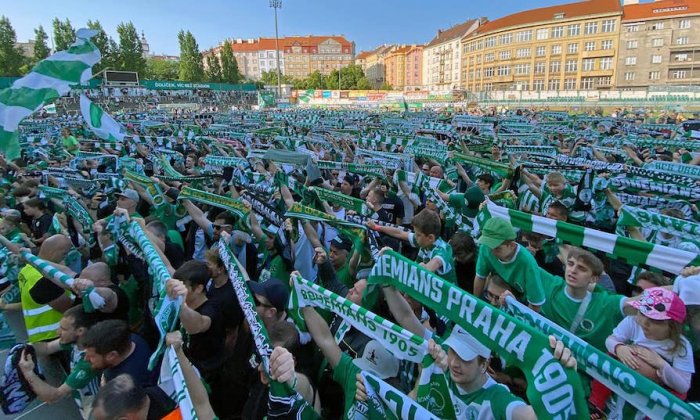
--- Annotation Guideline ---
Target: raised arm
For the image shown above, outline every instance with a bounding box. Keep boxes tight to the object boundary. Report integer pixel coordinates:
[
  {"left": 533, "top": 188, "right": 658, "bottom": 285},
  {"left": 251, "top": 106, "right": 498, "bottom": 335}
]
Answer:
[{"left": 301, "top": 306, "right": 342, "bottom": 369}]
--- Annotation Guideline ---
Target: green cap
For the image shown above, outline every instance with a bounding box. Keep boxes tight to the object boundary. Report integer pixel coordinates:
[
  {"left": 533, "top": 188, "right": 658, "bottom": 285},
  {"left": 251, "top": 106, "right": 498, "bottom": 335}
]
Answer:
[{"left": 478, "top": 218, "right": 516, "bottom": 249}]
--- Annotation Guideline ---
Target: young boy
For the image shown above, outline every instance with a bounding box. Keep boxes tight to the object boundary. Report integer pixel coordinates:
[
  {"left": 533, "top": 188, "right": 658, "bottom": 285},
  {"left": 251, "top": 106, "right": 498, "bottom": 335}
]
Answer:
[
  {"left": 473, "top": 217, "right": 546, "bottom": 311},
  {"left": 367, "top": 209, "right": 457, "bottom": 283}
]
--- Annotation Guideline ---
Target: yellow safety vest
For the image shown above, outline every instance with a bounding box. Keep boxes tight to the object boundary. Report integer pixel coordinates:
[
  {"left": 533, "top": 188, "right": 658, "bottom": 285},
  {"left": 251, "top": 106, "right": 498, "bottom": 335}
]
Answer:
[{"left": 18, "top": 265, "right": 65, "bottom": 343}]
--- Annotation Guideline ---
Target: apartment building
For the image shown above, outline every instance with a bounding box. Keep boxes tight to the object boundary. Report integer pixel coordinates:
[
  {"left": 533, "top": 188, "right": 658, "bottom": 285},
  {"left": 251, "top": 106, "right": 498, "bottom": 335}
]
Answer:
[{"left": 423, "top": 18, "right": 483, "bottom": 92}]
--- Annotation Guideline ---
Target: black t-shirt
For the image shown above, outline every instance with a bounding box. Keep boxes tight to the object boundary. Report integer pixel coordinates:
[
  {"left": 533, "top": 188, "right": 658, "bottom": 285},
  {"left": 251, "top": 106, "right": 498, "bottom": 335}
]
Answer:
[
  {"left": 29, "top": 277, "right": 65, "bottom": 305},
  {"left": 382, "top": 195, "right": 405, "bottom": 225},
  {"left": 206, "top": 281, "right": 243, "bottom": 332},
  {"left": 145, "top": 386, "right": 177, "bottom": 420},
  {"left": 31, "top": 213, "right": 53, "bottom": 240},
  {"left": 186, "top": 299, "right": 226, "bottom": 373},
  {"left": 93, "top": 285, "right": 130, "bottom": 323},
  {"left": 164, "top": 240, "right": 184, "bottom": 270},
  {"left": 104, "top": 333, "right": 155, "bottom": 387}
]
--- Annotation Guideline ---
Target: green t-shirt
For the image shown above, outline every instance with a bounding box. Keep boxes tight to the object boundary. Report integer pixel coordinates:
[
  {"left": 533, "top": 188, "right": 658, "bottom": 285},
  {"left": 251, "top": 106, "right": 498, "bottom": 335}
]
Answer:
[
  {"left": 539, "top": 269, "right": 625, "bottom": 351},
  {"left": 449, "top": 375, "right": 526, "bottom": 419},
  {"left": 408, "top": 233, "right": 457, "bottom": 283},
  {"left": 475, "top": 244, "right": 546, "bottom": 306},
  {"left": 62, "top": 135, "right": 79, "bottom": 153},
  {"left": 151, "top": 203, "right": 180, "bottom": 230},
  {"left": 333, "top": 353, "right": 379, "bottom": 420}
]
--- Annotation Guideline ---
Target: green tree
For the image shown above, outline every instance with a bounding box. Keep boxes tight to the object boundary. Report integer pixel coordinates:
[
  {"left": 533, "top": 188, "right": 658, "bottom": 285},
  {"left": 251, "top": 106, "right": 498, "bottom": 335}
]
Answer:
[
  {"left": 380, "top": 82, "right": 393, "bottom": 90},
  {"left": 219, "top": 40, "right": 241, "bottom": 84},
  {"left": 33, "top": 25, "right": 50, "bottom": 61},
  {"left": 86, "top": 20, "right": 116, "bottom": 73},
  {"left": 115, "top": 22, "right": 146, "bottom": 74},
  {"left": 0, "top": 16, "right": 25, "bottom": 76},
  {"left": 177, "top": 30, "right": 203, "bottom": 82},
  {"left": 260, "top": 70, "right": 293, "bottom": 86},
  {"left": 356, "top": 76, "right": 371, "bottom": 90},
  {"left": 306, "top": 71, "right": 325, "bottom": 89},
  {"left": 52, "top": 18, "right": 75, "bottom": 51},
  {"left": 205, "top": 55, "right": 222, "bottom": 82},
  {"left": 145, "top": 57, "right": 179, "bottom": 80}
]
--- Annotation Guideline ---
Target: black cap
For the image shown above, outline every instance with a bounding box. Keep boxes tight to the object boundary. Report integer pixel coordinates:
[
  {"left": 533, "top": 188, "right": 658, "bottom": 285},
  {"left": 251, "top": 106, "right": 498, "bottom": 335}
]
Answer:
[
  {"left": 247, "top": 278, "right": 289, "bottom": 312},
  {"left": 331, "top": 235, "right": 352, "bottom": 252}
]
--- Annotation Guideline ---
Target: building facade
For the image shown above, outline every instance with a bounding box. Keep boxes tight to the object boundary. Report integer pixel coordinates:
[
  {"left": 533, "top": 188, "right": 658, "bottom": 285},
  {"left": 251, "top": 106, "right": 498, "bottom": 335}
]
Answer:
[
  {"left": 358, "top": 45, "right": 397, "bottom": 88},
  {"left": 405, "top": 45, "right": 424, "bottom": 90},
  {"left": 423, "top": 19, "right": 482, "bottom": 92},
  {"left": 384, "top": 46, "right": 412, "bottom": 89},
  {"left": 616, "top": 0, "right": 700, "bottom": 89},
  {"left": 461, "top": 0, "right": 623, "bottom": 92}
]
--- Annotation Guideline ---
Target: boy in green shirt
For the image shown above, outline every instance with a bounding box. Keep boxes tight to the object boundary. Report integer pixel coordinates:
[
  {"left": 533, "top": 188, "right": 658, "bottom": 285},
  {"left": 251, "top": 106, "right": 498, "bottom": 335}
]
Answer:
[
  {"left": 474, "top": 217, "right": 546, "bottom": 311},
  {"left": 368, "top": 209, "right": 457, "bottom": 283},
  {"left": 61, "top": 128, "right": 80, "bottom": 155}
]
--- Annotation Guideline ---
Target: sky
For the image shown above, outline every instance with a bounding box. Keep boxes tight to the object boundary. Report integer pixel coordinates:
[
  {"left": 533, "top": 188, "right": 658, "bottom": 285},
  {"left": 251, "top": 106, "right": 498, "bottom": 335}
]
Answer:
[{"left": 2, "top": 0, "right": 588, "bottom": 55}]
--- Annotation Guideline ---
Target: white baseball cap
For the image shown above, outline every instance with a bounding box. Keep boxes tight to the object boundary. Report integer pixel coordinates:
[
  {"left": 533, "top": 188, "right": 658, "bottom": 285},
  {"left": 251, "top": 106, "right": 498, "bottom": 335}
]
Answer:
[
  {"left": 443, "top": 325, "right": 491, "bottom": 361},
  {"left": 353, "top": 340, "right": 399, "bottom": 379}
]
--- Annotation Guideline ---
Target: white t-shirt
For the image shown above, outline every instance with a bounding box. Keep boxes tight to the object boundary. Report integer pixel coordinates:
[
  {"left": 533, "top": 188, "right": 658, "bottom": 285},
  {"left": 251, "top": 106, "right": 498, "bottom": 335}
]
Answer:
[
  {"left": 673, "top": 273, "right": 700, "bottom": 306},
  {"left": 612, "top": 316, "right": 695, "bottom": 373}
]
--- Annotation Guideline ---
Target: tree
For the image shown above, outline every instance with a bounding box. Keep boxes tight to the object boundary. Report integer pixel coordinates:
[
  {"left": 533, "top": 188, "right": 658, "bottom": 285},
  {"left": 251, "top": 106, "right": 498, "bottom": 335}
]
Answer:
[
  {"left": 146, "top": 57, "right": 179, "bottom": 80},
  {"left": 260, "top": 70, "right": 293, "bottom": 86},
  {"left": 177, "top": 30, "right": 203, "bottom": 82},
  {"left": 219, "top": 40, "right": 241, "bottom": 84},
  {"left": 33, "top": 25, "right": 50, "bottom": 61},
  {"left": 115, "top": 22, "right": 146, "bottom": 74},
  {"left": 356, "top": 77, "right": 371, "bottom": 90},
  {"left": 86, "top": 20, "right": 116, "bottom": 73},
  {"left": 380, "top": 82, "right": 393, "bottom": 90},
  {"left": 205, "top": 55, "right": 222, "bottom": 83},
  {"left": 306, "top": 71, "right": 325, "bottom": 89},
  {"left": 0, "top": 16, "right": 25, "bottom": 76},
  {"left": 52, "top": 18, "right": 75, "bottom": 51}
]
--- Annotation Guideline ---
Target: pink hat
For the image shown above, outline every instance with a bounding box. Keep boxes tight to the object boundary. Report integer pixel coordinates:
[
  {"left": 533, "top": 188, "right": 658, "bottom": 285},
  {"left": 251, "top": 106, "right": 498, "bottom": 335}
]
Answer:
[{"left": 629, "top": 287, "right": 686, "bottom": 323}]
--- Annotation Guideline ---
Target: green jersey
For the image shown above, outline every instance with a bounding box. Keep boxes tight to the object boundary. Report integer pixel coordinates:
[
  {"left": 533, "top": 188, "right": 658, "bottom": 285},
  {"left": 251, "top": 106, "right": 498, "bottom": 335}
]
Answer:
[
  {"left": 62, "top": 344, "right": 100, "bottom": 409},
  {"left": 408, "top": 233, "right": 457, "bottom": 283},
  {"left": 449, "top": 375, "right": 526, "bottom": 419},
  {"left": 334, "top": 353, "right": 381, "bottom": 420},
  {"left": 539, "top": 184, "right": 576, "bottom": 215},
  {"left": 476, "top": 244, "right": 546, "bottom": 306},
  {"left": 539, "top": 270, "right": 625, "bottom": 351},
  {"left": 62, "top": 135, "right": 79, "bottom": 153}
]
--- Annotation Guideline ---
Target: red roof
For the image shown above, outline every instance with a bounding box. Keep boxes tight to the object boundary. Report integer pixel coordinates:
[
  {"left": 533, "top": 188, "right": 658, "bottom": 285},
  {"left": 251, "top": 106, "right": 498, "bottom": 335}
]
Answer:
[
  {"left": 229, "top": 35, "right": 353, "bottom": 53},
  {"left": 473, "top": 0, "right": 621, "bottom": 36},
  {"left": 426, "top": 19, "right": 480, "bottom": 47},
  {"left": 623, "top": 0, "right": 700, "bottom": 21}
]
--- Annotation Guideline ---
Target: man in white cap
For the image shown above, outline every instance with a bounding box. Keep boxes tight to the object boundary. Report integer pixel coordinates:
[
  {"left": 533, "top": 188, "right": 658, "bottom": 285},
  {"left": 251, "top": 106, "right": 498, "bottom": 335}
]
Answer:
[{"left": 115, "top": 188, "right": 141, "bottom": 218}]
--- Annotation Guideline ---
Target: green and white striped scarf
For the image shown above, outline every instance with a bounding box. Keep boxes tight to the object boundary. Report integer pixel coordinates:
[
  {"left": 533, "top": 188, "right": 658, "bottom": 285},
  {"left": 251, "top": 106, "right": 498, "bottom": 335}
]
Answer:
[
  {"left": 0, "top": 29, "right": 101, "bottom": 159},
  {"left": 610, "top": 177, "right": 700, "bottom": 200},
  {"left": 177, "top": 186, "right": 250, "bottom": 228},
  {"left": 452, "top": 152, "right": 513, "bottom": 179},
  {"left": 123, "top": 170, "right": 167, "bottom": 209},
  {"left": 477, "top": 201, "right": 700, "bottom": 274},
  {"left": 311, "top": 186, "right": 370, "bottom": 216},
  {"left": 615, "top": 193, "right": 694, "bottom": 219},
  {"left": 361, "top": 372, "right": 439, "bottom": 420},
  {"left": 506, "top": 145, "right": 558, "bottom": 157},
  {"left": 617, "top": 205, "right": 700, "bottom": 243},
  {"left": 644, "top": 160, "right": 700, "bottom": 180},
  {"left": 316, "top": 160, "right": 385, "bottom": 177},
  {"left": 159, "top": 347, "right": 197, "bottom": 420}
]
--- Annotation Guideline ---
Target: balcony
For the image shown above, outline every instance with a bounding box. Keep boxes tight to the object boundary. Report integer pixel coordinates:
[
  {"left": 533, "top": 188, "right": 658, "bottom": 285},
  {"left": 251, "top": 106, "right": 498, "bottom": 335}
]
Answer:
[
  {"left": 581, "top": 49, "right": 615, "bottom": 59},
  {"left": 668, "top": 59, "right": 700, "bottom": 68},
  {"left": 669, "top": 43, "right": 700, "bottom": 51}
]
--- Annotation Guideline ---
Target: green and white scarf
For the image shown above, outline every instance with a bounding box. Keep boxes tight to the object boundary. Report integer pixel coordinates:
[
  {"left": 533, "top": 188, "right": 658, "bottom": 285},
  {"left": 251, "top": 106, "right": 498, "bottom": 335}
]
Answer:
[
  {"left": 311, "top": 187, "right": 370, "bottom": 216},
  {"left": 505, "top": 297, "right": 700, "bottom": 419},
  {"left": 368, "top": 251, "right": 589, "bottom": 419},
  {"left": 617, "top": 205, "right": 700, "bottom": 243},
  {"left": 452, "top": 152, "right": 513, "bottom": 179},
  {"left": 644, "top": 161, "right": 700, "bottom": 180},
  {"left": 316, "top": 160, "right": 385, "bottom": 178},
  {"left": 361, "top": 372, "right": 440, "bottom": 420},
  {"left": 159, "top": 347, "right": 197, "bottom": 420},
  {"left": 615, "top": 193, "right": 694, "bottom": 219},
  {"left": 477, "top": 201, "right": 700, "bottom": 274},
  {"left": 506, "top": 145, "right": 558, "bottom": 157},
  {"left": 609, "top": 177, "right": 700, "bottom": 200},
  {"left": 177, "top": 186, "right": 250, "bottom": 228},
  {"left": 123, "top": 170, "right": 167, "bottom": 209}
]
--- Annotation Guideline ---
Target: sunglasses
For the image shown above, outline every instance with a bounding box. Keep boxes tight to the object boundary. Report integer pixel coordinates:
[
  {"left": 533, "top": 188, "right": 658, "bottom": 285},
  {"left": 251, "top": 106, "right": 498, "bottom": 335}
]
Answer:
[{"left": 252, "top": 294, "right": 275, "bottom": 309}]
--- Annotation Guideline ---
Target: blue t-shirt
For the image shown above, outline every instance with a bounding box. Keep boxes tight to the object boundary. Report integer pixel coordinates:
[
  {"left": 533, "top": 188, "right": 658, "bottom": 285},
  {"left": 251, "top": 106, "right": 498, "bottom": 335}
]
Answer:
[{"left": 104, "top": 334, "right": 156, "bottom": 387}]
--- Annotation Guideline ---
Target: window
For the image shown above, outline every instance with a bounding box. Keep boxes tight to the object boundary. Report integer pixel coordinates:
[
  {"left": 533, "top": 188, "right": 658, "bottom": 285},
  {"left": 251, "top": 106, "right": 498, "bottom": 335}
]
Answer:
[
  {"left": 485, "top": 53, "right": 495, "bottom": 62},
  {"left": 625, "top": 56, "right": 637, "bottom": 65},
  {"left": 680, "top": 20, "right": 691, "bottom": 30},
  {"left": 601, "top": 40, "right": 613, "bottom": 50},
  {"left": 672, "top": 70, "right": 687, "bottom": 79},
  {"left": 535, "top": 62, "right": 546, "bottom": 74},
  {"left": 516, "top": 48, "right": 531, "bottom": 58},
  {"left": 568, "top": 43, "right": 579, "bottom": 54},
  {"left": 500, "top": 50, "right": 511, "bottom": 60},
  {"left": 602, "top": 19, "right": 616, "bottom": 33},
  {"left": 484, "top": 67, "right": 495, "bottom": 77},
  {"left": 598, "top": 76, "right": 611, "bottom": 86},
  {"left": 516, "top": 30, "right": 532, "bottom": 42},
  {"left": 585, "top": 22, "right": 598, "bottom": 35},
  {"left": 585, "top": 42, "right": 595, "bottom": 51},
  {"left": 568, "top": 24, "right": 580, "bottom": 37},
  {"left": 624, "top": 72, "right": 635, "bottom": 81},
  {"left": 675, "top": 53, "right": 689, "bottom": 62},
  {"left": 483, "top": 83, "right": 493, "bottom": 91},
  {"left": 649, "top": 22, "right": 665, "bottom": 30},
  {"left": 649, "top": 71, "right": 660, "bottom": 80},
  {"left": 565, "top": 59, "right": 578, "bottom": 72},
  {"left": 533, "top": 79, "right": 545, "bottom": 90},
  {"left": 677, "top": 37, "right": 689, "bottom": 45},
  {"left": 550, "top": 61, "right": 561, "bottom": 73},
  {"left": 564, "top": 79, "right": 577, "bottom": 90},
  {"left": 652, "top": 38, "right": 663, "bottom": 47},
  {"left": 549, "top": 79, "right": 560, "bottom": 90},
  {"left": 626, "top": 24, "right": 640, "bottom": 32},
  {"left": 500, "top": 33, "right": 513, "bottom": 45},
  {"left": 515, "top": 64, "right": 530, "bottom": 75},
  {"left": 600, "top": 57, "right": 612, "bottom": 70},
  {"left": 652, "top": 54, "right": 662, "bottom": 64},
  {"left": 581, "top": 77, "right": 594, "bottom": 89},
  {"left": 486, "top": 37, "right": 496, "bottom": 48},
  {"left": 536, "top": 46, "right": 546, "bottom": 56},
  {"left": 497, "top": 65, "right": 510, "bottom": 76},
  {"left": 583, "top": 58, "right": 594, "bottom": 71},
  {"left": 536, "top": 28, "right": 549, "bottom": 40},
  {"left": 627, "top": 40, "right": 638, "bottom": 49},
  {"left": 552, "top": 26, "right": 564, "bottom": 38},
  {"left": 551, "top": 44, "right": 562, "bottom": 55}
]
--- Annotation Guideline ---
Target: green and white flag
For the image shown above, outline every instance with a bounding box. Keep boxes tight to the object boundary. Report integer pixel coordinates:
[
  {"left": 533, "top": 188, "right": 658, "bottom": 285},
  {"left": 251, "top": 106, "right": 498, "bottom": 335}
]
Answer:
[
  {"left": 368, "top": 250, "right": 589, "bottom": 419},
  {"left": 159, "top": 347, "right": 198, "bottom": 420},
  {"left": 361, "top": 372, "right": 439, "bottom": 420},
  {"left": 0, "top": 28, "right": 101, "bottom": 160},
  {"left": 504, "top": 296, "right": 700, "bottom": 420},
  {"left": 478, "top": 201, "right": 700, "bottom": 274},
  {"left": 79, "top": 94, "right": 125, "bottom": 141}
]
